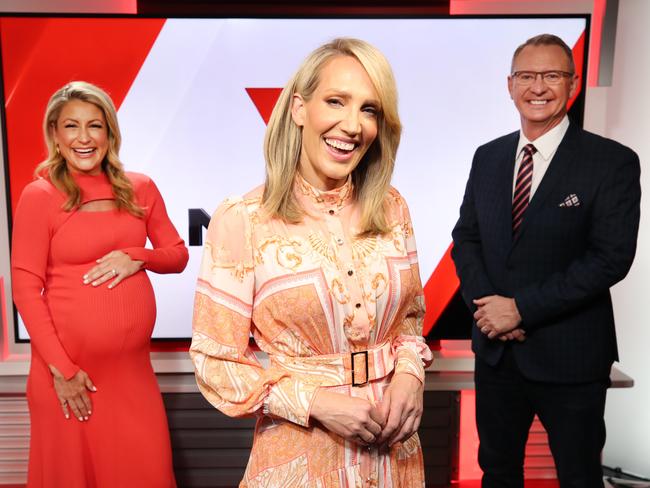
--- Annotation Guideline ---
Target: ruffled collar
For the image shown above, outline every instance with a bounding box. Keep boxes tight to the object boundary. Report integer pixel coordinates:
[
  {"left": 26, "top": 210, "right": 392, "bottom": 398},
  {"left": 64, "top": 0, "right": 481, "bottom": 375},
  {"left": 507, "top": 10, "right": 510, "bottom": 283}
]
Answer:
[
  {"left": 294, "top": 172, "right": 354, "bottom": 213},
  {"left": 71, "top": 171, "right": 114, "bottom": 204}
]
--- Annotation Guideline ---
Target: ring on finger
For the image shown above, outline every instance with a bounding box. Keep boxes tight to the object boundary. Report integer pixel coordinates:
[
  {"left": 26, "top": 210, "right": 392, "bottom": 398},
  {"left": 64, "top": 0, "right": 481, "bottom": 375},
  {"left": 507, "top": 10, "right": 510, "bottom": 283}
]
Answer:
[{"left": 111, "top": 269, "right": 117, "bottom": 276}]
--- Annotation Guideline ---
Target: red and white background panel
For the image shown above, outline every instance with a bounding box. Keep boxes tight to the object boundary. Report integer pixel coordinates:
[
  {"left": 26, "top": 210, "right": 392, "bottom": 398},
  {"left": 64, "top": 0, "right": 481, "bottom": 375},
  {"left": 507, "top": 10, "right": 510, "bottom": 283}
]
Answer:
[{"left": 1, "top": 17, "right": 585, "bottom": 339}]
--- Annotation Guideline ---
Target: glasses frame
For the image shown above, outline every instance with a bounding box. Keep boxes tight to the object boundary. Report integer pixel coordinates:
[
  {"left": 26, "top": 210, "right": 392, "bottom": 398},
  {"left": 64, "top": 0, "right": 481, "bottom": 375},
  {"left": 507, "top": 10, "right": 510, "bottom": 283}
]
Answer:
[{"left": 510, "top": 70, "right": 575, "bottom": 86}]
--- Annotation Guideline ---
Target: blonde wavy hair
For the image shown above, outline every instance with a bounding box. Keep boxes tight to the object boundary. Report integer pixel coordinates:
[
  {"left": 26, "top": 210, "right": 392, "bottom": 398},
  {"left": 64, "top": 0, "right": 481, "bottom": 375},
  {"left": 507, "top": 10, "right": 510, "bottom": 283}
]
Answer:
[
  {"left": 262, "top": 38, "right": 402, "bottom": 236},
  {"left": 35, "top": 81, "right": 143, "bottom": 217}
]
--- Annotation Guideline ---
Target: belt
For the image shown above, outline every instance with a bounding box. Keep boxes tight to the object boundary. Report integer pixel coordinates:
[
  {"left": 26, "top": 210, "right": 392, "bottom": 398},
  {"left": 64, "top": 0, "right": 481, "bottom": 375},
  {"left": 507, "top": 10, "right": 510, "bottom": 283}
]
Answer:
[{"left": 270, "top": 341, "right": 394, "bottom": 387}]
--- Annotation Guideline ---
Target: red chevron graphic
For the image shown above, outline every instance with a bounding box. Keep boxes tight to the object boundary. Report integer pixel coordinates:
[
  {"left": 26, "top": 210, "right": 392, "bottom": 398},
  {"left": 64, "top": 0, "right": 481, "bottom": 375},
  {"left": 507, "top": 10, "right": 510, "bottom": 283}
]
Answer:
[
  {"left": 246, "top": 88, "right": 283, "bottom": 124},
  {"left": 422, "top": 244, "right": 458, "bottom": 334},
  {"left": 568, "top": 30, "right": 585, "bottom": 108}
]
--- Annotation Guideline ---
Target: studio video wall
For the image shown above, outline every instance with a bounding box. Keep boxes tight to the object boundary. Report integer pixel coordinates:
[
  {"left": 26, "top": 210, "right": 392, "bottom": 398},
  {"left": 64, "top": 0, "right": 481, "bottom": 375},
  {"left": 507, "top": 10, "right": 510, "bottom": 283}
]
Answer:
[{"left": 0, "top": 16, "right": 586, "bottom": 339}]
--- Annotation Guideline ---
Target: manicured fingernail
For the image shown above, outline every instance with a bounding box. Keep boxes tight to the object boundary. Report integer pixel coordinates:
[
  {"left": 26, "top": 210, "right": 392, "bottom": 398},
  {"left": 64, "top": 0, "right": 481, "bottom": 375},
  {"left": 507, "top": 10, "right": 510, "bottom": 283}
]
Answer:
[
  {"left": 65, "top": 414, "right": 69, "bottom": 419},
  {"left": 83, "top": 274, "right": 88, "bottom": 279},
  {"left": 88, "top": 410, "right": 92, "bottom": 414},
  {"left": 92, "top": 386, "right": 97, "bottom": 392},
  {"left": 92, "top": 282, "right": 98, "bottom": 286},
  {"left": 84, "top": 416, "right": 88, "bottom": 420},
  {"left": 78, "top": 416, "right": 83, "bottom": 421},
  {"left": 108, "top": 284, "right": 113, "bottom": 289},
  {"left": 83, "top": 279, "right": 89, "bottom": 284}
]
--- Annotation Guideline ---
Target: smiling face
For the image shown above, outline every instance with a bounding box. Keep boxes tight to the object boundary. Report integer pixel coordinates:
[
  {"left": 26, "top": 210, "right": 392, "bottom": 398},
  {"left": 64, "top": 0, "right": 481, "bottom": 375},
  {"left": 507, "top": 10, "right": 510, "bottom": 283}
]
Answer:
[
  {"left": 508, "top": 44, "right": 578, "bottom": 141},
  {"left": 52, "top": 99, "right": 109, "bottom": 176},
  {"left": 291, "top": 55, "right": 380, "bottom": 191}
]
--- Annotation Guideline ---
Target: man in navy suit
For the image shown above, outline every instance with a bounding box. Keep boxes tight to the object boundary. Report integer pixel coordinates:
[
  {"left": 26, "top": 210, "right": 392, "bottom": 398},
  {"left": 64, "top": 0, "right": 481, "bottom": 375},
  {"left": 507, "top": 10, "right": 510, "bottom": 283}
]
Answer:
[{"left": 451, "top": 34, "right": 641, "bottom": 487}]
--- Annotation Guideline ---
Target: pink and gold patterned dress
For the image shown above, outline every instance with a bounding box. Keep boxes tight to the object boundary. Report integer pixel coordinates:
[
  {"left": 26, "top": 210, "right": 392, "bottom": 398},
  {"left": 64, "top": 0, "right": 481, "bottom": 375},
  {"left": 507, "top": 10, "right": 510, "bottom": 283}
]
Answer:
[{"left": 190, "top": 175, "right": 433, "bottom": 488}]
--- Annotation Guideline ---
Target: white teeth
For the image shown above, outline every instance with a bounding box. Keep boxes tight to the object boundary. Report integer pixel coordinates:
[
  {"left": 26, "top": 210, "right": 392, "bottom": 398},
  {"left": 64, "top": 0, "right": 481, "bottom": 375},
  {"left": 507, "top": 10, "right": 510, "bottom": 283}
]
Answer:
[
  {"left": 73, "top": 148, "right": 94, "bottom": 154},
  {"left": 530, "top": 100, "right": 547, "bottom": 105},
  {"left": 325, "top": 138, "right": 355, "bottom": 151}
]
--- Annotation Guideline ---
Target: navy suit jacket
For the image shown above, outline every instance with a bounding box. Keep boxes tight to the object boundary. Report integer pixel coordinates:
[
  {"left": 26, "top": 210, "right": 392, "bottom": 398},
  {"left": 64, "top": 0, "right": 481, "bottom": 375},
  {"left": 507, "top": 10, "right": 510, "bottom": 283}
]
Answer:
[{"left": 451, "top": 123, "right": 641, "bottom": 383}]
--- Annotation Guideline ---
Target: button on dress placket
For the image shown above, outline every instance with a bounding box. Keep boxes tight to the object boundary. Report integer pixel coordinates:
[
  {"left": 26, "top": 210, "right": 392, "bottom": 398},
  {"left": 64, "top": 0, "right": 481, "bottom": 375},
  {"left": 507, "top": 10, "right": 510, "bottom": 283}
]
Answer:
[
  {"left": 325, "top": 201, "right": 378, "bottom": 487},
  {"left": 324, "top": 205, "right": 368, "bottom": 348}
]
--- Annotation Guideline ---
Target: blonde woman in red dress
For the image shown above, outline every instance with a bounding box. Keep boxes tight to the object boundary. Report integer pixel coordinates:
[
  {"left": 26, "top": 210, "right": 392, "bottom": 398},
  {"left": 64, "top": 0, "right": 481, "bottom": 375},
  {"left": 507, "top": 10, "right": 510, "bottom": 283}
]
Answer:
[
  {"left": 11, "top": 81, "right": 188, "bottom": 487},
  {"left": 191, "top": 38, "right": 433, "bottom": 487}
]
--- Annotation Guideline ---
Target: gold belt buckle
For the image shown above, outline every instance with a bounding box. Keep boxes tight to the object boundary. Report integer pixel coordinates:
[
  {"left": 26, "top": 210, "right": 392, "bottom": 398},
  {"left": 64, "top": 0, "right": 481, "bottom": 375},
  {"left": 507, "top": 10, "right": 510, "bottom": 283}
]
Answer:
[{"left": 351, "top": 350, "right": 369, "bottom": 387}]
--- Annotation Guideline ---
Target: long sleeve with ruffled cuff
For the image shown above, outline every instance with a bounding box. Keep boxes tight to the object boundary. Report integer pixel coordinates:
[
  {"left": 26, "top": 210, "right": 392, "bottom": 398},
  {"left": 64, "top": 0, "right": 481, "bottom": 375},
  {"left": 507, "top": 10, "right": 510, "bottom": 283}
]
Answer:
[
  {"left": 190, "top": 198, "right": 321, "bottom": 427},
  {"left": 391, "top": 196, "right": 434, "bottom": 383}
]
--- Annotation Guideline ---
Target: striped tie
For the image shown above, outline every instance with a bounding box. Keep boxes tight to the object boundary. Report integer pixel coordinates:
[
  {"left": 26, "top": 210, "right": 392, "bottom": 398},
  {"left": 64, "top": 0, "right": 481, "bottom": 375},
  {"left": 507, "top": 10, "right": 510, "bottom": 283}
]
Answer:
[{"left": 512, "top": 143, "right": 537, "bottom": 234}]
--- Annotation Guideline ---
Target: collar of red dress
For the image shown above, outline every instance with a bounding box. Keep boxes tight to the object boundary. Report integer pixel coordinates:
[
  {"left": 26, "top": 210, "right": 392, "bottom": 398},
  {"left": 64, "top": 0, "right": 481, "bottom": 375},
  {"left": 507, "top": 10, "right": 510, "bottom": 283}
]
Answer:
[
  {"left": 294, "top": 172, "right": 354, "bottom": 213},
  {"left": 70, "top": 170, "right": 115, "bottom": 204}
]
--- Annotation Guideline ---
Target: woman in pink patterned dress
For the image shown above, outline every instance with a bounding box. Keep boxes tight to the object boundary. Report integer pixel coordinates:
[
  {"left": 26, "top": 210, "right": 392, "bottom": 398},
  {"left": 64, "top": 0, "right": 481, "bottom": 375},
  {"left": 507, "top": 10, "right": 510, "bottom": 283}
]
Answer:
[{"left": 190, "top": 38, "right": 433, "bottom": 487}]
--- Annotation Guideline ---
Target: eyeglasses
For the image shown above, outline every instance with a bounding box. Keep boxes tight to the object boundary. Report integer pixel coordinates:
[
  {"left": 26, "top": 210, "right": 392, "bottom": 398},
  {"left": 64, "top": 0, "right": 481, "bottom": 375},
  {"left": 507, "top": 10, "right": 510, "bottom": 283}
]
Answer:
[{"left": 511, "top": 70, "right": 575, "bottom": 85}]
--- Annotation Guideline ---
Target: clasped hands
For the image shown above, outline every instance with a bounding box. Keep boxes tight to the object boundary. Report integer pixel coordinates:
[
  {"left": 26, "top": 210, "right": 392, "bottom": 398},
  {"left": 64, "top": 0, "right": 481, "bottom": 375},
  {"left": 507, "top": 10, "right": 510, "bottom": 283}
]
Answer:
[
  {"left": 82, "top": 250, "right": 143, "bottom": 289},
  {"left": 310, "top": 372, "right": 422, "bottom": 448},
  {"left": 473, "top": 295, "right": 525, "bottom": 342}
]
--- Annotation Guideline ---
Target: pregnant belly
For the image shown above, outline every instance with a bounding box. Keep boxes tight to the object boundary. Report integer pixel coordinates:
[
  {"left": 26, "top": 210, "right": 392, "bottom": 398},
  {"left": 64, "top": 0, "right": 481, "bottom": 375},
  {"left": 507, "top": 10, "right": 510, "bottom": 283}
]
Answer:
[{"left": 46, "top": 270, "right": 156, "bottom": 364}]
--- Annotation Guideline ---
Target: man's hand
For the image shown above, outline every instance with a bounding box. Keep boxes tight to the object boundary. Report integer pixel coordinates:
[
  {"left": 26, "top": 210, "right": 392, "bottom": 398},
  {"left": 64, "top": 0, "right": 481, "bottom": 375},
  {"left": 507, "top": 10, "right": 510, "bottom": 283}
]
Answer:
[
  {"left": 473, "top": 295, "right": 522, "bottom": 339},
  {"left": 498, "top": 328, "right": 526, "bottom": 342}
]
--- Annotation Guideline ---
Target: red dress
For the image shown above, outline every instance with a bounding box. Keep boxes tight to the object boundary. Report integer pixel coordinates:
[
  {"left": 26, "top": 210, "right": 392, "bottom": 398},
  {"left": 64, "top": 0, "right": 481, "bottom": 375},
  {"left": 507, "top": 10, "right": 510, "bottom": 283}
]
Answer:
[{"left": 11, "top": 171, "right": 188, "bottom": 488}]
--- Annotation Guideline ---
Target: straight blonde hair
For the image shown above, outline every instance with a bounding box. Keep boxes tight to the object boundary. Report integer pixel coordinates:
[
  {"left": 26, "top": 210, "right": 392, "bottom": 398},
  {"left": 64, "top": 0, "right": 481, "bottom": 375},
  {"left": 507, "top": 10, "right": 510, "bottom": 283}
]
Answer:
[
  {"left": 35, "top": 81, "right": 144, "bottom": 217},
  {"left": 262, "top": 38, "right": 401, "bottom": 236}
]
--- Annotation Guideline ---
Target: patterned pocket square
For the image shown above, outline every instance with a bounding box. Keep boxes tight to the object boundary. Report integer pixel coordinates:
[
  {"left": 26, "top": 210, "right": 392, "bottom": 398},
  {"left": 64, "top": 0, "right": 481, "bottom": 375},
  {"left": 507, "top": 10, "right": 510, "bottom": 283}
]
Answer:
[{"left": 559, "top": 194, "right": 580, "bottom": 207}]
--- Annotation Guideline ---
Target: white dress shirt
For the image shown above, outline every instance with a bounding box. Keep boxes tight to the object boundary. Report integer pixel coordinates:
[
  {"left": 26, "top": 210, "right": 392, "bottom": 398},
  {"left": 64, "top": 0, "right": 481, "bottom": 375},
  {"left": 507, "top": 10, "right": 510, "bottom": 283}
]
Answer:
[{"left": 512, "top": 115, "right": 570, "bottom": 198}]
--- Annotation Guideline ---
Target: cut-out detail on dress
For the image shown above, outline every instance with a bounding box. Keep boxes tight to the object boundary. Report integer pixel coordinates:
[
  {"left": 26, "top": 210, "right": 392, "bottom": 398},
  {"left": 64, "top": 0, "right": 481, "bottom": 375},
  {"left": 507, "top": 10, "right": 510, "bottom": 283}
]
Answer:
[{"left": 78, "top": 199, "right": 117, "bottom": 212}]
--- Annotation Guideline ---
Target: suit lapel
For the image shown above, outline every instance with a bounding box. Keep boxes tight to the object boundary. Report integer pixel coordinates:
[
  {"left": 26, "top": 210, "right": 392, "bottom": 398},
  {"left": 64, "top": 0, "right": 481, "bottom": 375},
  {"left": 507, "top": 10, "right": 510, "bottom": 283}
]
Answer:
[
  {"left": 513, "top": 124, "right": 579, "bottom": 243},
  {"left": 494, "top": 133, "right": 520, "bottom": 247}
]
